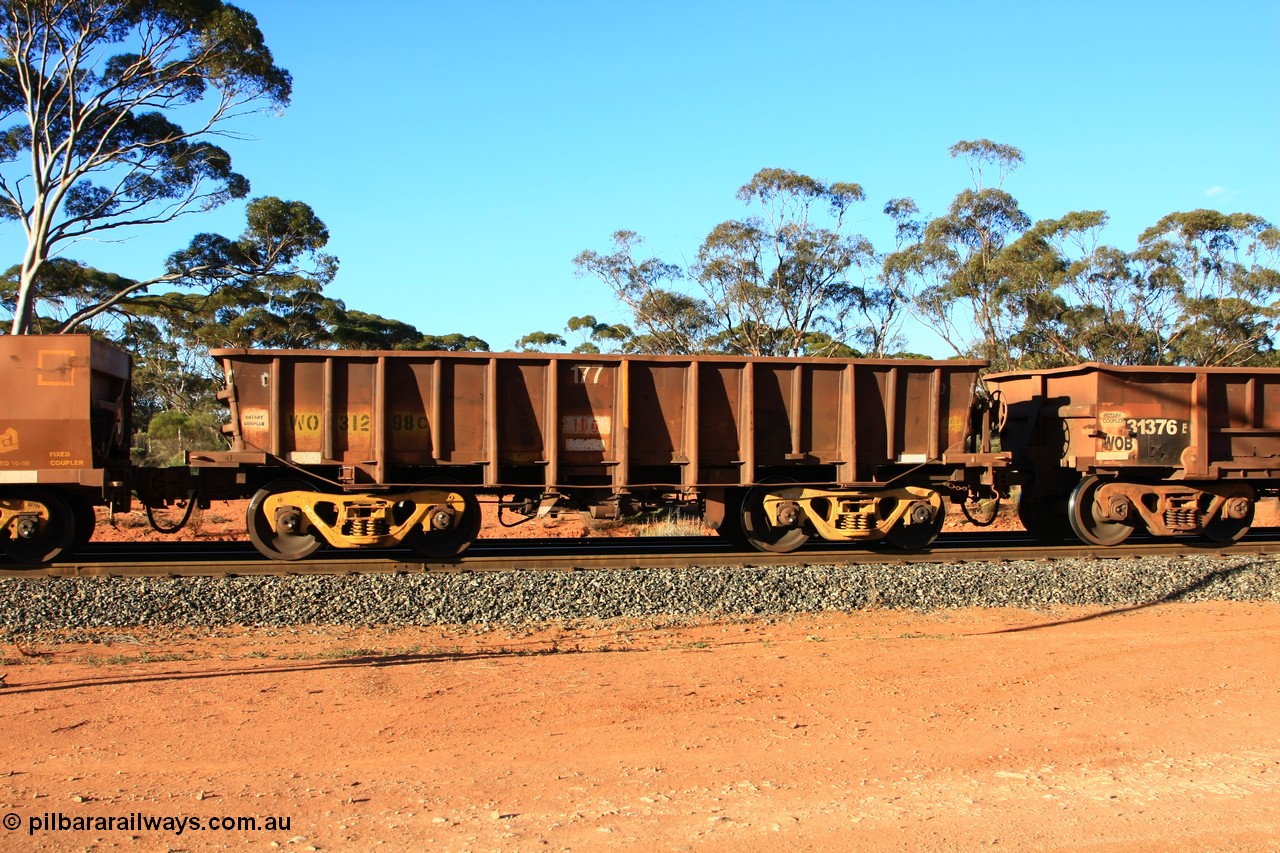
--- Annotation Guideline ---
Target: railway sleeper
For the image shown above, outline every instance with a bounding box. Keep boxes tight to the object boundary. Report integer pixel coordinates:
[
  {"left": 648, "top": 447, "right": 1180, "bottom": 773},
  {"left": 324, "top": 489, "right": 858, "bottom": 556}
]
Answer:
[{"left": 757, "top": 485, "right": 945, "bottom": 550}]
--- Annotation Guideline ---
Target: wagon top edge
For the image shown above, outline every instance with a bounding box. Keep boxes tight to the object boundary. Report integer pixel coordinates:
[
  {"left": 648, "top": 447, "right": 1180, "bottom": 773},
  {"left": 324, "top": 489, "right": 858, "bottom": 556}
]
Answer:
[
  {"left": 985, "top": 361, "right": 1280, "bottom": 381},
  {"left": 209, "top": 348, "right": 989, "bottom": 369}
]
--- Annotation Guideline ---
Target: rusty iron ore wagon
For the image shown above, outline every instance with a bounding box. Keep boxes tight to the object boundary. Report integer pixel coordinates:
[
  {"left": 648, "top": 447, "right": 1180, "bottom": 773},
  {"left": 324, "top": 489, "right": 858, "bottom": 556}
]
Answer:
[
  {"left": 187, "top": 348, "right": 1004, "bottom": 560},
  {"left": 2, "top": 337, "right": 1004, "bottom": 563},
  {"left": 987, "top": 362, "right": 1280, "bottom": 546}
]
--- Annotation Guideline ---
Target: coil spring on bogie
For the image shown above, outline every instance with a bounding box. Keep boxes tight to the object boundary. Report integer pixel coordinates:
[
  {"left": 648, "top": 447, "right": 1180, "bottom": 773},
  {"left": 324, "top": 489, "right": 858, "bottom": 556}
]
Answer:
[
  {"left": 1163, "top": 507, "right": 1199, "bottom": 530},
  {"left": 835, "top": 513, "right": 872, "bottom": 531},
  {"left": 343, "top": 517, "right": 390, "bottom": 537}
]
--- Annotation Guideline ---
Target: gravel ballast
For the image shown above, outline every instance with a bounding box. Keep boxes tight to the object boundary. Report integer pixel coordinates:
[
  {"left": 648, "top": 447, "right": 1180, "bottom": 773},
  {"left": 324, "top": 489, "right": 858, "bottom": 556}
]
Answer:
[{"left": 2, "top": 553, "right": 1279, "bottom": 635}]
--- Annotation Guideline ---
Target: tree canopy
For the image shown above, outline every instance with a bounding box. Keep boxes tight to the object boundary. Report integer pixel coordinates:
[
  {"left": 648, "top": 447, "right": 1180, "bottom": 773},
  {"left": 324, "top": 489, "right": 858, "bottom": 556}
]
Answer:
[
  {"left": 569, "top": 169, "right": 898, "bottom": 358},
  {"left": 559, "top": 146, "right": 1277, "bottom": 369},
  {"left": 1, "top": 0, "right": 293, "bottom": 333}
]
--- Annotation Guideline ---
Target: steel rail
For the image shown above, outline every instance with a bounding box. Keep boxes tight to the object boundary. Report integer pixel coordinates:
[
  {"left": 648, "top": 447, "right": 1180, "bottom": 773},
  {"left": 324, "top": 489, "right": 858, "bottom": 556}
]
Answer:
[{"left": 3, "top": 530, "right": 1279, "bottom": 579}]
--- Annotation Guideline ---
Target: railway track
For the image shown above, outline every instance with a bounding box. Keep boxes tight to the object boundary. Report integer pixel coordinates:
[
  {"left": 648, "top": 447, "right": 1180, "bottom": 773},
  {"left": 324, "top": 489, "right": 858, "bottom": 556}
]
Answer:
[{"left": 6, "top": 529, "right": 1280, "bottom": 579}]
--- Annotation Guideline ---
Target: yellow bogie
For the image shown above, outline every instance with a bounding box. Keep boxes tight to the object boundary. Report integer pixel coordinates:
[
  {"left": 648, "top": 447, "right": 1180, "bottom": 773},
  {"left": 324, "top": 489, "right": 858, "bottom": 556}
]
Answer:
[
  {"left": 759, "top": 485, "right": 944, "bottom": 545},
  {"left": 247, "top": 480, "right": 480, "bottom": 560},
  {"left": 257, "top": 488, "right": 469, "bottom": 549}
]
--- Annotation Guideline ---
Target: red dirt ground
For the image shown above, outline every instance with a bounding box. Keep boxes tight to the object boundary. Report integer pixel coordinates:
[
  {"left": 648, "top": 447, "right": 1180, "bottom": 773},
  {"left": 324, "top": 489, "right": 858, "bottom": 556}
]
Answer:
[{"left": 2, "top": 603, "right": 1279, "bottom": 851}]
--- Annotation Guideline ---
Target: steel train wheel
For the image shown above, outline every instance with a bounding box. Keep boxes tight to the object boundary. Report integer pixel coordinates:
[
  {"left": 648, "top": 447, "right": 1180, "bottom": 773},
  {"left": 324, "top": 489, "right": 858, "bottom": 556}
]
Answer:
[
  {"left": 69, "top": 495, "right": 97, "bottom": 551},
  {"left": 1202, "top": 500, "right": 1254, "bottom": 544},
  {"left": 739, "top": 485, "right": 810, "bottom": 553},
  {"left": 247, "top": 479, "right": 323, "bottom": 561},
  {"left": 1067, "top": 476, "right": 1134, "bottom": 546},
  {"left": 1, "top": 488, "right": 77, "bottom": 564},
  {"left": 403, "top": 489, "right": 482, "bottom": 558},
  {"left": 884, "top": 506, "right": 944, "bottom": 550}
]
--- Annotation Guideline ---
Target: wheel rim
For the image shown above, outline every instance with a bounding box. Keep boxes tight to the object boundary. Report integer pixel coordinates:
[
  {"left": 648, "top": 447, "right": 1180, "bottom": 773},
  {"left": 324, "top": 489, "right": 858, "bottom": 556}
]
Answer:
[
  {"left": 247, "top": 479, "right": 323, "bottom": 561},
  {"left": 1067, "top": 476, "right": 1133, "bottom": 546},
  {"left": 1202, "top": 499, "right": 1253, "bottom": 544},
  {"left": 1, "top": 489, "right": 77, "bottom": 564},
  {"left": 404, "top": 490, "right": 481, "bottom": 558},
  {"left": 885, "top": 503, "right": 944, "bottom": 550},
  {"left": 740, "top": 486, "right": 809, "bottom": 553}
]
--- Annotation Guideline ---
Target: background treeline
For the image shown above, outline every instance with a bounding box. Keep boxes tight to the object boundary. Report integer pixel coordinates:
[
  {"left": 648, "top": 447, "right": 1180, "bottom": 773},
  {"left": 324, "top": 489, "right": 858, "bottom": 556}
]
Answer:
[{"left": 529, "top": 142, "right": 1280, "bottom": 374}]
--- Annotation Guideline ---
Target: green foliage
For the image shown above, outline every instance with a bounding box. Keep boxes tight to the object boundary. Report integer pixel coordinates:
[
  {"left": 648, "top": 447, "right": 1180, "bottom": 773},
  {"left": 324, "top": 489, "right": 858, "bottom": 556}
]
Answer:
[
  {"left": 0, "top": 259, "right": 134, "bottom": 333},
  {"left": 575, "top": 169, "right": 887, "bottom": 358},
  {"left": 327, "top": 310, "right": 490, "bottom": 352},
  {"left": 1002, "top": 215, "right": 1167, "bottom": 367},
  {"left": 1132, "top": 210, "right": 1279, "bottom": 366},
  {"left": 136, "top": 410, "right": 227, "bottom": 467},
  {"left": 411, "top": 333, "right": 490, "bottom": 352},
  {"left": 883, "top": 141, "right": 1034, "bottom": 368},
  {"left": 331, "top": 309, "right": 426, "bottom": 349},
  {"left": 881, "top": 142, "right": 1280, "bottom": 368},
  {"left": 797, "top": 331, "right": 859, "bottom": 358},
  {"left": 565, "top": 315, "right": 631, "bottom": 354},
  {"left": 119, "top": 315, "right": 225, "bottom": 424},
  {"left": 695, "top": 167, "right": 884, "bottom": 356},
  {"left": 948, "top": 139, "right": 1025, "bottom": 189},
  {"left": 573, "top": 142, "right": 1278, "bottom": 368},
  {"left": 887, "top": 141, "right": 1132, "bottom": 369},
  {"left": 573, "top": 230, "right": 709, "bottom": 354},
  {"left": 514, "top": 330, "right": 568, "bottom": 352}
]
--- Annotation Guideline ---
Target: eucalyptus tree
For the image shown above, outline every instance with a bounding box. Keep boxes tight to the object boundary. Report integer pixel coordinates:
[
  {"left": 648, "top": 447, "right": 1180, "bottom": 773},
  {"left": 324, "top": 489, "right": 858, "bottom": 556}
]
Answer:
[
  {"left": 515, "top": 315, "right": 633, "bottom": 354},
  {"left": 513, "top": 330, "right": 567, "bottom": 352},
  {"left": 1001, "top": 211, "right": 1166, "bottom": 367},
  {"left": 1132, "top": 210, "right": 1280, "bottom": 366},
  {"left": 411, "top": 333, "right": 490, "bottom": 352},
  {"left": 565, "top": 314, "right": 631, "bottom": 354},
  {"left": 51, "top": 195, "right": 336, "bottom": 333},
  {"left": 573, "top": 230, "right": 713, "bottom": 355},
  {"left": 327, "top": 311, "right": 491, "bottom": 352},
  {"left": 883, "top": 140, "right": 1032, "bottom": 367},
  {"left": 118, "top": 310, "right": 222, "bottom": 421},
  {"left": 0, "top": 256, "right": 133, "bottom": 332},
  {"left": 694, "top": 168, "right": 879, "bottom": 357},
  {"left": 329, "top": 308, "right": 430, "bottom": 350},
  {"left": 1, "top": 0, "right": 294, "bottom": 333}
]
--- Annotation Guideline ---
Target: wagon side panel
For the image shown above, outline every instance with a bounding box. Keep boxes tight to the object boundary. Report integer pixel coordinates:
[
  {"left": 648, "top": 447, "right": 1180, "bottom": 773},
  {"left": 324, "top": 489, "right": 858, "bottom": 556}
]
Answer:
[
  {"left": 626, "top": 359, "right": 691, "bottom": 487},
  {"left": 695, "top": 362, "right": 745, "bottom": 485},
  {"left": 385, "top": 358, "right": 437, "bottom": 467},
  {"left": 495, "top": 358, "right": 551, "bottom": 486},
  {"left": 1204, "top": 371, "right": 1280, "bottom": 476},
  {"left": 848, "top": 362, "right": 983, "bottom": 480},
  {"left": 551, "top": 357, "right": 618, "bottom": 487}
]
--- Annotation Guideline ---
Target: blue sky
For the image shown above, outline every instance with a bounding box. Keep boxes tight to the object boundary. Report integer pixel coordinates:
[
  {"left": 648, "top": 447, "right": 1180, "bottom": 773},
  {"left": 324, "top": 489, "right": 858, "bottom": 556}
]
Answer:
[{"left": 10, "top": 0, "right": 1279, "bottom": 355}]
